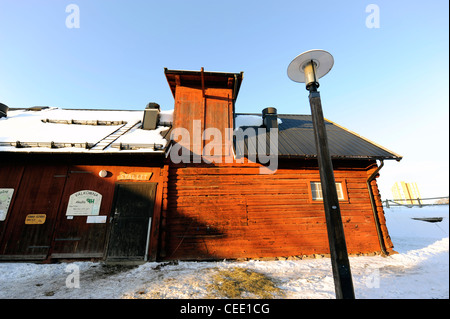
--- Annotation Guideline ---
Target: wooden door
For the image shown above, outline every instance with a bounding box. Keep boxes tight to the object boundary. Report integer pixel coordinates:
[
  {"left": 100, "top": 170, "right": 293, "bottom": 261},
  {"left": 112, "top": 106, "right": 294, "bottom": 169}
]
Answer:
[
  {"left": 106, "top": 182, "right": 156, "bottom": 261},
  {"left": 50, "top": 167, "right": 115, "bottom": 259},
  {"left": 0, "top": 165, "right": 67, "bottom": 260}
]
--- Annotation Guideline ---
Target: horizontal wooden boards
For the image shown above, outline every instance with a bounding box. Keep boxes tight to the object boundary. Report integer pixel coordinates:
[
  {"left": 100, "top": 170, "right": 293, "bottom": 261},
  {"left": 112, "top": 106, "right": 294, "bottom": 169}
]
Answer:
[{"left": 162, "top": 163, "right": 385, "bottom": 260}]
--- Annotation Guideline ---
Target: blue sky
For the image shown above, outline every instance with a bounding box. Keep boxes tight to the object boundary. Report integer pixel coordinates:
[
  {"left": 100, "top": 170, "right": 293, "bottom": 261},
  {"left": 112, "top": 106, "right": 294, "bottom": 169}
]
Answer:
[{"left": 0, "top": 0, "right": 448, "bottom": 198}]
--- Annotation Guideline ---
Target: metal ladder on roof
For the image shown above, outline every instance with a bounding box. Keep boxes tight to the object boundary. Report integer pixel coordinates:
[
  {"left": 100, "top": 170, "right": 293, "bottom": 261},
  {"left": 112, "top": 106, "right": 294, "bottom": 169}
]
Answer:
[{"left": 89, "top": 120, "right": 142, "bottom": 151}]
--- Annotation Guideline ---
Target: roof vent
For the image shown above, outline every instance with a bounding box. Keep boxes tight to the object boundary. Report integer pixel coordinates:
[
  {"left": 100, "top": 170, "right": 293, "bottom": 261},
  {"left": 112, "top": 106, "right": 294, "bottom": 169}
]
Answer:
[
  {"left": 262, "top": 107, "right": 278, "bottom": 130},
  {"left": 27, "top": 106, "right": 49, "bottom": 111},
  {"left": 0, "top": 103, "right": 8, "bottom": 118},
  {"left": 142, "top": 102, "right": 160, "bottom": 130}
]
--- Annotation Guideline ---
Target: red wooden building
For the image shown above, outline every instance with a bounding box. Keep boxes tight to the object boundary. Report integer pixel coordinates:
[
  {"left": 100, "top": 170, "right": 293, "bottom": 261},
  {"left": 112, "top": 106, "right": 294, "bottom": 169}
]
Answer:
[{"left": 0, "top": 68, "right": 402, "bottom": 263}]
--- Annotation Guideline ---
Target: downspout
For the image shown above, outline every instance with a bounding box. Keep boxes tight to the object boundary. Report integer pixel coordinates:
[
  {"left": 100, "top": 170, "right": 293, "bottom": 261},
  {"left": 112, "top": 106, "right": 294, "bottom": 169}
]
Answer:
[{"left": 367, "top": 159, "right": 388, "bottom": 256}]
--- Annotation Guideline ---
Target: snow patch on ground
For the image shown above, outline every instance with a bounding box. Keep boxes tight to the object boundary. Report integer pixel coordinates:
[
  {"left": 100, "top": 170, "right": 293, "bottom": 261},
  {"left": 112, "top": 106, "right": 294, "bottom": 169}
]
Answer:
[{"left": 0, "top": 206, "right": 448, "bottom": 299}]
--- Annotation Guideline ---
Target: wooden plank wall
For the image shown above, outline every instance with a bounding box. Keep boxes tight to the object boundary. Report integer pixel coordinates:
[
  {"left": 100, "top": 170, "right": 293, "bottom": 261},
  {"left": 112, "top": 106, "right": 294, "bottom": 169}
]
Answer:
[
  {"left": 0, "top": 164, "right": 24, "bottom": 243},
  {"left": 0, "top": 161, "right": 164, "bottom": 261},
  {"left": 368, "top": 170, "right": 394, "bottom": 253},
  {"left": 160, "top": 161, "right": 391, "bottom": 260},
  {"left": 172, "top": 86, "right": 233, "bottom": 157}
]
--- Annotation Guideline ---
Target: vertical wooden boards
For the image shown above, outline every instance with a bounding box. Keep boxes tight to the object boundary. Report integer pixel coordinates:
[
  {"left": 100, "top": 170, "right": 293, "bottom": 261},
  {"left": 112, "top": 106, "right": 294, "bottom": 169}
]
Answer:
[
  {"left": 50, "top": 166, "right": 115, "bottom": 258},
  {"left": 0, "top": 163, "right": 164, "bottom": 261},
  {"left": 0, "top": 165, "right": 67, "bottom": 260},
  {"left": 172, "top": 86, "right": 233, "bottom": 158},
  {"left": 106, "top": 182, "right": 157, "bottom": 261},
  {"left": 0, "top": 164, "right": 24, "bottom": 249}
]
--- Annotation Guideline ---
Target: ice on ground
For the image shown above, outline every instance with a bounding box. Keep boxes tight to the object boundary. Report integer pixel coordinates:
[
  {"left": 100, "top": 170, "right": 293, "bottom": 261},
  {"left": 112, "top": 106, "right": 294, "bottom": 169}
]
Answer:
[{"left": 0, "top": 205, "right": 448, "bottom": 299}]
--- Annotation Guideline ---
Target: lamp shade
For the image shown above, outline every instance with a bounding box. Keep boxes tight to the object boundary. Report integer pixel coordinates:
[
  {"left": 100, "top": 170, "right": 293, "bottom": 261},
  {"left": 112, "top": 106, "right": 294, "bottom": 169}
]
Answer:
[{"left": 287, "top": 50, "right": 334, "bottom": 84}]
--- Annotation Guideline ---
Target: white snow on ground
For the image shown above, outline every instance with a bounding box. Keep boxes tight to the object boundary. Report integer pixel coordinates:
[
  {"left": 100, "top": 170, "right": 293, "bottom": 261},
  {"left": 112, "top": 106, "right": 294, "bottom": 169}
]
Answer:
[{"left": 0, "top": 205, "right": 448, "bottom": 299}]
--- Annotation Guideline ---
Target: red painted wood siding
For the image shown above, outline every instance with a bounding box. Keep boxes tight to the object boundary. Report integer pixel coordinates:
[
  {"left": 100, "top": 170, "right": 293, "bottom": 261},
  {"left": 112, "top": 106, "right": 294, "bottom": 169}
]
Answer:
[
  {"left": 161, "top": 161, "right": 393, "bottom": 260},
  {"left": 0, "top": 162, "right": 164, "bottom": 261},
  {"left": 173, "top": 86, "right": 233, "bottom": 158}
]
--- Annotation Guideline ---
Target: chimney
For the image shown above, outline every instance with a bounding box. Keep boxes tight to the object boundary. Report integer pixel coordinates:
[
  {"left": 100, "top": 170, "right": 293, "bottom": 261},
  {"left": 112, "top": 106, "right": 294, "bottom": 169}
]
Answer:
[
  {"left": 0, "top": 103, "right": 8, "bottom": 118},
  {"left": 262, "top": 107, "right": 278, "bottom": 130},
  {"left": 142, "top": 102, "right": 160, "bottom": 130},
  {"left": 164, "top": 68, "right": 243, "bottom": 157}
]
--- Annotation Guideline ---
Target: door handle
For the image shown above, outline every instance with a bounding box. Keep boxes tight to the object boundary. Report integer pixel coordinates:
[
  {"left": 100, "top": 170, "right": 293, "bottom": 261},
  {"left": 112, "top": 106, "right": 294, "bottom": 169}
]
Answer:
[{"left": 110, "top": 209, "right": 119, "bottom": 223}]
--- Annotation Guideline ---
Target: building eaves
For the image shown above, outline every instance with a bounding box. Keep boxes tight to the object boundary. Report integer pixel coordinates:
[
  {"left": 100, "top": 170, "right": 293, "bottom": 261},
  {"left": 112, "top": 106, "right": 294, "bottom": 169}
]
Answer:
[{"left": 234, "top": 113, "right": 402, "bottom": 161}]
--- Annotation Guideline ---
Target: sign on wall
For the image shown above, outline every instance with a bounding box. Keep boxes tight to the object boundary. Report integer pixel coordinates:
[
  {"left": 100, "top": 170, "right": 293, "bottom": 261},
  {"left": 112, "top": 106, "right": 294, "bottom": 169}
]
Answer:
[
  {"left": 117, "top": 171, "right": 153, "bottom": 181},
  {"left": 0, "top": 188, "right": 14, "bottom": 221},
  {"left": 66, "top": 190, "right": 102, "bottom": 216},
  {"left": 25, "top": 214, "right": 46, "bottom": 225},
  {"left": 86, "top": 215, "right": 107, "bottom": 224}
]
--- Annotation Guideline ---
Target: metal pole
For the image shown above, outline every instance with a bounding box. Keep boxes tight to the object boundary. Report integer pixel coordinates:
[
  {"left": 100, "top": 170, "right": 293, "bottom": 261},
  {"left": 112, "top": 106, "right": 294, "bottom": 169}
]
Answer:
[{"left": 308, "top": 83, "right": 355, "bottom": 299}]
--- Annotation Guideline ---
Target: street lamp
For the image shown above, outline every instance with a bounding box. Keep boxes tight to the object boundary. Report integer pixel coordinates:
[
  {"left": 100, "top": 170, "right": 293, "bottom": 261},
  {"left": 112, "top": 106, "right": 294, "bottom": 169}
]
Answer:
[{"left": 288, "top": 49, "right": 355, "bottom": 299}]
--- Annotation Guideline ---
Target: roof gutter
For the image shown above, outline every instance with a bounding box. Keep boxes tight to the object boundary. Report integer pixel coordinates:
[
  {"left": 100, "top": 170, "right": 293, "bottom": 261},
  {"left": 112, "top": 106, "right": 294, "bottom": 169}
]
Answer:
[{"left": 366, "top": 159, "right": 388, "bottom": 256}]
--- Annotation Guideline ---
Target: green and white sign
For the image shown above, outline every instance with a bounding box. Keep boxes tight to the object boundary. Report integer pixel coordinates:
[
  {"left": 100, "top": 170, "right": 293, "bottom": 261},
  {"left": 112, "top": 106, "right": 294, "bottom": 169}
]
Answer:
[
  {"left": 0, "top": 188, "right": 14, "bottom": 221},
  {"left": 66, "top": 190, "right": 102, "bottom": 216}
]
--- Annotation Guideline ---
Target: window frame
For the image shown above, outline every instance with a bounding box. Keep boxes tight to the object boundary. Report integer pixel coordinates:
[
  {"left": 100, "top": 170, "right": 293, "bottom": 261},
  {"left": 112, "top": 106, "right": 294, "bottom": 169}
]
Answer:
[{"left": 307, "top": 180, "right": 349, "bottom": 203}]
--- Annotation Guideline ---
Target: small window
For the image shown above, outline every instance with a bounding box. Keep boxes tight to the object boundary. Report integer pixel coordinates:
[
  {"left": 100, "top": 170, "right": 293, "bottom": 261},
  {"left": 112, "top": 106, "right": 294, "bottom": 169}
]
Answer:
[{"left": 310, "top": 181, "right": 345, "bottom": 201}]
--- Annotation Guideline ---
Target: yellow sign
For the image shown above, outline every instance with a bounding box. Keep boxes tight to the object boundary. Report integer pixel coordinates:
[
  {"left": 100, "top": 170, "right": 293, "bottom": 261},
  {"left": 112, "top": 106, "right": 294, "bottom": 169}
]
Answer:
[
  {"left": 25, "top": 214, "right": 46, "bottom": 225},
  {"left": 117, "top": 172, "right": 153, "bottom": 181}
]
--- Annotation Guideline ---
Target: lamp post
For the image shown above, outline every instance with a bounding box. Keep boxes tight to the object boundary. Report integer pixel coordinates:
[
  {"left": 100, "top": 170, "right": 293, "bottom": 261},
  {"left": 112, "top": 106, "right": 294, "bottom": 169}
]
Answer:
[{"left": 288, "top": 50, "right": 355, "bottom": 299}]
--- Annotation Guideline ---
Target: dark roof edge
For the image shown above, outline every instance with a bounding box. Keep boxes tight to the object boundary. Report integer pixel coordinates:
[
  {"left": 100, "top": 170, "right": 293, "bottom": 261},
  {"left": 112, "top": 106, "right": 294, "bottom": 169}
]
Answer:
[
  {"left": 164, "top": 68, "right": 244, "bottom": 100},
  {"left": 324, "top": 117, "right": 403, "bottom": 161},
  {"left": 277, "top": 154, "right": 401, "bottom": 161},
  {"left": 7, "top": 107, "right": 145, "bottom": 112},
  {"left": 235, "top": 113, "right": 403, "bottom": 161},
  {"left": 0, "top": 149, "right": 166, "bottom": 156}
]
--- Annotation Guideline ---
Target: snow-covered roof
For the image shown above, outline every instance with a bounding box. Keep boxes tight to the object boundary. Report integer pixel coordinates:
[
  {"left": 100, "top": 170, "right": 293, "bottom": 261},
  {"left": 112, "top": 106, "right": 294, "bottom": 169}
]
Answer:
[
  {"left": 0, "top": 107, "right": 173, "bottom": 154},
  {"left": 234, "top": 114, "right": 282, "bottom": 130}
]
